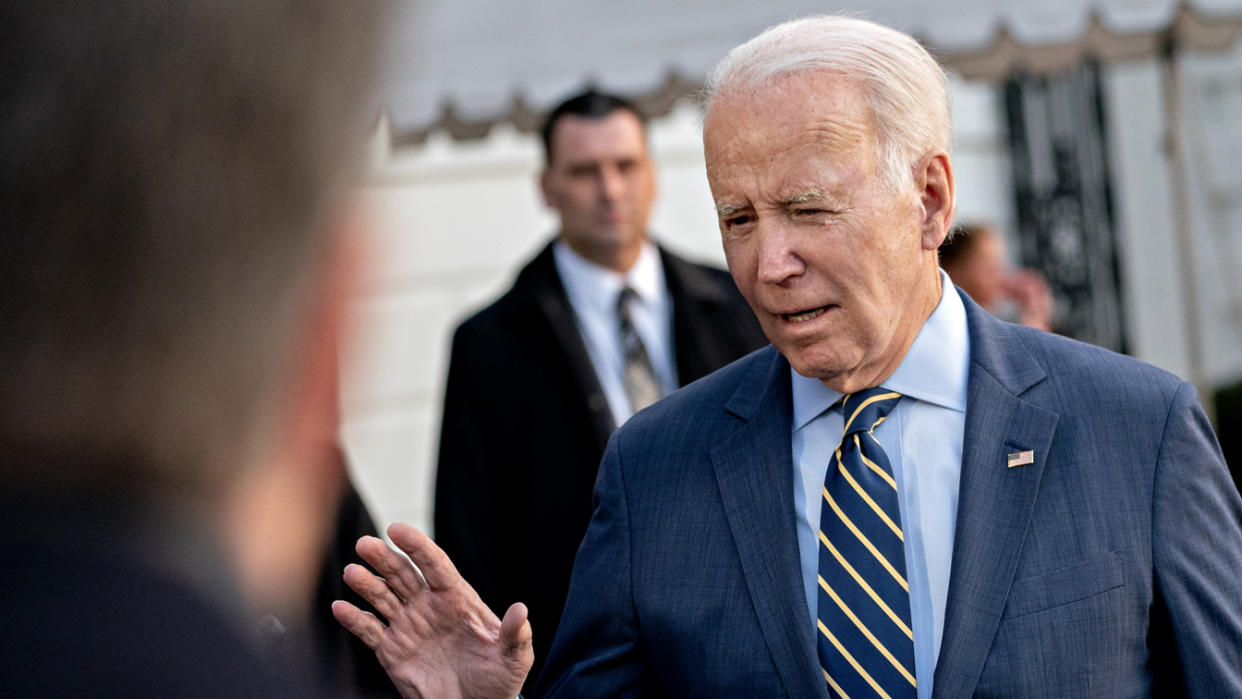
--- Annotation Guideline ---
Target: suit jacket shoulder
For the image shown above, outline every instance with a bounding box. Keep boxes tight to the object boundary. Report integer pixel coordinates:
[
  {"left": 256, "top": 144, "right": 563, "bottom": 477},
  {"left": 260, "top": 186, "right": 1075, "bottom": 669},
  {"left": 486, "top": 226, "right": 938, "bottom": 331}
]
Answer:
[
  {"left": 451, "top": 242, "right": 575, "bottom": 348},
  {"left": 978, "top": 310, "right": 1184, "bottom": 403},
  {"left": 936, "top": 293, "right": 1242, "bottom": 697}
]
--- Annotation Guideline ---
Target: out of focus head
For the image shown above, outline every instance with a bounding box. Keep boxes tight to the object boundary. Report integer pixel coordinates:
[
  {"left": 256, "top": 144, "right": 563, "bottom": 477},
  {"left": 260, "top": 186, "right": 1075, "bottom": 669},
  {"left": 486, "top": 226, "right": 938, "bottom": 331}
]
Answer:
[
  {"left": 940, "top": 223, "right": 1007, "bottom": 309},
  {"left": 0, "top": 2, "right": 387, "bottom": 497},
  {"left": 701, "top": 15, "right": 956, "bottom": 393},
  {"left": 539, "top": 90, "right": 657, "bottom": 273}
]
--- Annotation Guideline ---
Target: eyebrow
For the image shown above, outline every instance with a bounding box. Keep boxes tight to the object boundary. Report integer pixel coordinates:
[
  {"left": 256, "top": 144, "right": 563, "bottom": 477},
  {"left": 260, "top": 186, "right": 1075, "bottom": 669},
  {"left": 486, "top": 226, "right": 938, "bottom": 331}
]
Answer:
[
  {"left": 784, "top": 189, "right": 824, "bottom": 203},
  {"left": 715, "top": 189, "right": 832, "bottom": 217},
  {"left": 782, "top": 190, "right": 824, "bottom": 207}
]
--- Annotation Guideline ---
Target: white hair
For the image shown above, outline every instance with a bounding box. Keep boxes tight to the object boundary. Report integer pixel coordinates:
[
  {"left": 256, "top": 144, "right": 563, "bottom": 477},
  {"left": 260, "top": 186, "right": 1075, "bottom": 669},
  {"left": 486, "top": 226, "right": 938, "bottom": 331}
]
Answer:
[{"left": 703, "top": 14, "right": 951, "bottom": 191}]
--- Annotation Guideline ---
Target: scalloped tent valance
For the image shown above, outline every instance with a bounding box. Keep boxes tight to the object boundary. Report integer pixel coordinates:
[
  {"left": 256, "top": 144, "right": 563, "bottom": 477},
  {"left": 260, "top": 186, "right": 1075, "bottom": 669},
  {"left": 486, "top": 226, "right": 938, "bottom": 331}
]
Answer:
[{"left": 380, "top": 0, "right": 1242, "bottom": 143}]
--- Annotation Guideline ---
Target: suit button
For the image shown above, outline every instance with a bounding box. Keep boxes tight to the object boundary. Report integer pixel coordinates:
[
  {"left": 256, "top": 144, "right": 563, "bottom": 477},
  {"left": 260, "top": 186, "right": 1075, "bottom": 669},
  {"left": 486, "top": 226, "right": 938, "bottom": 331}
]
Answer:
[{"left": 588, "top": 394, "right": 607, "bottom": 412}]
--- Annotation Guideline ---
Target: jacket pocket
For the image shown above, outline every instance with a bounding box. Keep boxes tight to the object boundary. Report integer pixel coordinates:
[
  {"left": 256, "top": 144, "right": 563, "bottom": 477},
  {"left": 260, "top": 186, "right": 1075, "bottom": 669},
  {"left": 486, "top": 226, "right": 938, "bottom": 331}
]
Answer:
[{"left": 1001, "top": 549, "right": 1125, "bottom": 619}]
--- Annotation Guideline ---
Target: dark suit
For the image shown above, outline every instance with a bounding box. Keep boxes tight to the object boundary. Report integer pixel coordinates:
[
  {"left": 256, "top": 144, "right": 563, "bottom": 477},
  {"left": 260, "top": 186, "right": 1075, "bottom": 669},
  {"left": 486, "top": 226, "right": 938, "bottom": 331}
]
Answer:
[
  {"left": 434, "top": 240, "right": 766, "bottom": 688},
  {"left": 0, "top": 486, "right": 328, "bottom": 698},
  {"left": 539, "top": 290, "right": 1242, "bottom": 697},
  {"left": 313, "top": 479, "right": 400, "bottom": 697}
]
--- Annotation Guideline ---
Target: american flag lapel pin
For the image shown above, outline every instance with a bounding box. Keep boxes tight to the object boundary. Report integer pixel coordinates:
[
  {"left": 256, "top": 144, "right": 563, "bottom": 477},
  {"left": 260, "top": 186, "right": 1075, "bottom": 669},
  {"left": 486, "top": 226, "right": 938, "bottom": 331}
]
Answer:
[{"left": 1007, "top": 450, "right": 1035, "bottom": 468}]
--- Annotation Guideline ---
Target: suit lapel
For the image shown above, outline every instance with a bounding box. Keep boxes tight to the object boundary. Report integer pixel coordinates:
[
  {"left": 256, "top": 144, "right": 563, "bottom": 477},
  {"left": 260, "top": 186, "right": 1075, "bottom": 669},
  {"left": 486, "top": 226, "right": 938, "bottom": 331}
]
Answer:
[
  {"left": 711, "top": 349, "right": 829, "bottom": 699},
  {"left": 517, "top": 242, "right": 616, "bottom": 444},
  {"left": 932, "top": 295, "right": 1060, "bottom": 697}
]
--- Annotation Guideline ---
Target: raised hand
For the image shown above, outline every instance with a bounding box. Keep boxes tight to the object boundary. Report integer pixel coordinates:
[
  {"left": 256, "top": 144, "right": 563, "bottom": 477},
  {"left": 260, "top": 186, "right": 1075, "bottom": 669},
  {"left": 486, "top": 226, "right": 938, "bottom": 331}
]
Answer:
[
  {"left": 332, "top": 523, "right": 533, "bottom": 699},
  {"left": 1005, "top": 267, "right": 1054, "bottom": 332}
]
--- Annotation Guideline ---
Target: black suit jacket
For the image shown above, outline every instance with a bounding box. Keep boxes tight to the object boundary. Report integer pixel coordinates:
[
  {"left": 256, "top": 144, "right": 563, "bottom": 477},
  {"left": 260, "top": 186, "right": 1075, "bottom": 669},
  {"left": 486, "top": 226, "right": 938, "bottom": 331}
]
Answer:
[
  {"left": 434, "top": 240, "right": 766, "bottom": 688},
  {"left": 0, "top": 487, "right": 328, "bottom": 698}
]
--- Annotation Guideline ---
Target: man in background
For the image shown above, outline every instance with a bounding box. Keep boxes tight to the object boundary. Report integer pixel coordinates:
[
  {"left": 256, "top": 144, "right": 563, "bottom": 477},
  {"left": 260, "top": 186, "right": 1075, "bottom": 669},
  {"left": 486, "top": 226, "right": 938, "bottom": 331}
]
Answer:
[
  {"left": 0, "top": 2, "right": 413, "bottom": 695},
  {"left": 939, "top": 222, "right": 1055, "bottom": 331},
  {"left": 433, "top": 89, "right": 765, "bottom": 688}
]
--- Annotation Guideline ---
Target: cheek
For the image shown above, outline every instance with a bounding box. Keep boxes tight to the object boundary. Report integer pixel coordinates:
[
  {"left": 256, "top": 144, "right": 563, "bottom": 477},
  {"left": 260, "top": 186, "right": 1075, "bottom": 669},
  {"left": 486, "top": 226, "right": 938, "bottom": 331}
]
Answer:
[
  {"left": 637, "top": 173, "right": 657, "bottom": 203},
  {"left": 722, "top": 238, "right": 753, "bottom": 279},
  {"left": 565, "top": 189, "right": 597, "bottom": 215}
]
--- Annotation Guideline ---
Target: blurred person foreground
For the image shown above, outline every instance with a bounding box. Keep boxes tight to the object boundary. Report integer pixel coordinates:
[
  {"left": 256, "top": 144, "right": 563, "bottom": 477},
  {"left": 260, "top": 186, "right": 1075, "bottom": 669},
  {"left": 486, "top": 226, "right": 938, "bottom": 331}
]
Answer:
[{"left": 0, "top": 2, "right": 400, "bottom": 695}]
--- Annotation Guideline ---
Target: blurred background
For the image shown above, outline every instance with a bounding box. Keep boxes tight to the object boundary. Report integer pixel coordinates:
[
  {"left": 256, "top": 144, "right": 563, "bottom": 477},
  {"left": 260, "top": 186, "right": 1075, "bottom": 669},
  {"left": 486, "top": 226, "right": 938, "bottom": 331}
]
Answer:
[{"left": 340, "top": 0, "right": 1242, "bottom": 532}]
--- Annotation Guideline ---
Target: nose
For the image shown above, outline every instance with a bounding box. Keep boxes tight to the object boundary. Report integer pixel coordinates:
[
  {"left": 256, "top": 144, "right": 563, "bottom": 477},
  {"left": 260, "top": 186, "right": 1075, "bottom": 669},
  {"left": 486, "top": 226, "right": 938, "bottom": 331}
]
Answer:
[
  {"left": 755, "top": 222, "right": 805, "bottom": 285},
  {"left": 598, "top": 165, "right": 625, "bottom": 204}
]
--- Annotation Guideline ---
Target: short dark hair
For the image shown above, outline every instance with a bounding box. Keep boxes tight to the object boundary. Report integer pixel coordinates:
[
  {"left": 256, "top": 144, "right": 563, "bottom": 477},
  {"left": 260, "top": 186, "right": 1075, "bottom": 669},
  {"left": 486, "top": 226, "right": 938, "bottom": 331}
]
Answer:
[
  {"left": 540, "top": 89, "right": 646, "bottom": 165},
  {"left": 939, "top": 223, "right": 993, "bottom": 270},
  {"left": 0, "top": 2, "right": 386, "bottom": 492}
]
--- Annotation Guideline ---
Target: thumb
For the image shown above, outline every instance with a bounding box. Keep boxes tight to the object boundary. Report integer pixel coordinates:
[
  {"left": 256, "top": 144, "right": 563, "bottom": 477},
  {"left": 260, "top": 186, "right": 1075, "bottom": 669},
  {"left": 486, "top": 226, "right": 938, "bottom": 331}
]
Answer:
[
  {"left": 498, "top": 603, "right": 534, "bottom": 693},
  {"left": 499, "top": 602, "right": 533, "bottom": 659}
]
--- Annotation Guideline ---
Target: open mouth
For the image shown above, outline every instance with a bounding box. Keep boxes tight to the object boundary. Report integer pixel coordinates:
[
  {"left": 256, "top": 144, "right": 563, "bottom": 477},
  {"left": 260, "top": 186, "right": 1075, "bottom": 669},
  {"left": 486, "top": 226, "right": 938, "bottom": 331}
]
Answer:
[{"left": 782, "top": 305, "right": 834, "bottom": 323}]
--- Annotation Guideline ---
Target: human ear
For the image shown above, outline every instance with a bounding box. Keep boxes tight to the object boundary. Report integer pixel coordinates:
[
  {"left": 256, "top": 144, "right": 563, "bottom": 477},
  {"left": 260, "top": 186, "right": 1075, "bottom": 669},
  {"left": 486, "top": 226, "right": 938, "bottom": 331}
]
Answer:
[{"left": 915, "top": 151, "right": 955, "bottom": 251}]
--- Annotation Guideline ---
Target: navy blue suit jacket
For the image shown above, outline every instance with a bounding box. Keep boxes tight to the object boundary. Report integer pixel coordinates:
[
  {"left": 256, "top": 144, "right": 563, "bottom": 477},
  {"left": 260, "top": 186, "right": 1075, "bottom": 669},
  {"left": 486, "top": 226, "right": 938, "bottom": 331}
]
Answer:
[{"left": 538, "top": 291, "right": 1242, "bottom": 697}]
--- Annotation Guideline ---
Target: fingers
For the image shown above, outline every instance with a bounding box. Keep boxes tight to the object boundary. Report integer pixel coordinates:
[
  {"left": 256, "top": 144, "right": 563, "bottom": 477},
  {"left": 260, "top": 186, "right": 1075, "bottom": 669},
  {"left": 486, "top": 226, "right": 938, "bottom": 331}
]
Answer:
[
  {"left": 342, "top": 562, "right": 405, "bottom": 621},
  {"left": 499, "top": 602, "right": 535, "bottom": 683},
  {"left": 499, "top": 602, "right": 532, "bottom": 655},
  {"left": 387, "top": 522, "right": 464, "bottom": 592},
  {"left": 332, "top": 600, "right": 386, "bottom": 650},
  {"left": 356, "top": 534, "right": 427, "bottom": 600}
]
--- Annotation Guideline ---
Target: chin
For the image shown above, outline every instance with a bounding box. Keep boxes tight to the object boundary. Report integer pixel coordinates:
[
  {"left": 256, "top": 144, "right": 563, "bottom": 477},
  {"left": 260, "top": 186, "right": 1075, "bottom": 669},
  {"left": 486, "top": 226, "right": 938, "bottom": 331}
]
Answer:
[{"left": 784, "top": 351, "right": 847, "bottom": 382}]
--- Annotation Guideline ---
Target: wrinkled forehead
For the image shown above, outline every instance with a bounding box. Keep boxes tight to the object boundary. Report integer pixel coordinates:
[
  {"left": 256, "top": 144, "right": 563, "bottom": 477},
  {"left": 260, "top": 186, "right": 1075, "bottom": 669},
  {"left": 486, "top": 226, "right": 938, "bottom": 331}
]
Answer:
[{"left": 703, "top": 73, "right": 875, "bottom": 169}]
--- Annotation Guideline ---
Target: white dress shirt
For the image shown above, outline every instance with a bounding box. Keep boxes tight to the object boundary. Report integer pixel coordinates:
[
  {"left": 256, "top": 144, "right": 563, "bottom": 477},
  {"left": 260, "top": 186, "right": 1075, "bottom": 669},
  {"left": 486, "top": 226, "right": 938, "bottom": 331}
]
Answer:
[
  {"left": 553, "top": 239, "right": 677, "bottom": 426},
  {"left": 791, "top": 271, "right": 969, "bottom": 699}
]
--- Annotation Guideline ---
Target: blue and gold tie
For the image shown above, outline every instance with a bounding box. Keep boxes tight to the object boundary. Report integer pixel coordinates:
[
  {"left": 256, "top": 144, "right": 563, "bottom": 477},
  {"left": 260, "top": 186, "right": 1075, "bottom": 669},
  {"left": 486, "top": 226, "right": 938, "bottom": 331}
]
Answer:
[{"left": 817, "top": 387, "right": 916, "bottom": 699}]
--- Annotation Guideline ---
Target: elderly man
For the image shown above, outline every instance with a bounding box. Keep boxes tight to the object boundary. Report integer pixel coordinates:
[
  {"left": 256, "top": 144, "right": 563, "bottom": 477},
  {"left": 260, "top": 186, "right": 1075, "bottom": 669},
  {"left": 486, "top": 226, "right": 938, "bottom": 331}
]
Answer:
[
  {"left": 434, "top": 89, "right": 764, "bottom": 689},
  {"left": 338, "top": 15, "right": 1242, "bottom": 698}
]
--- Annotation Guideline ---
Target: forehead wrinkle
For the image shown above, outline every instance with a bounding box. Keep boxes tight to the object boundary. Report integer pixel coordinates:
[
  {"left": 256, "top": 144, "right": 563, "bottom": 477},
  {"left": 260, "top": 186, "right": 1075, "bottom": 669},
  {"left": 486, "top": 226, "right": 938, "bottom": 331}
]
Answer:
[
  {"left": 805, "top": 118, "right": 868, "bottom": 152},
  {"left": 705, "top": 86, "right": 874, "bottom": 212}
]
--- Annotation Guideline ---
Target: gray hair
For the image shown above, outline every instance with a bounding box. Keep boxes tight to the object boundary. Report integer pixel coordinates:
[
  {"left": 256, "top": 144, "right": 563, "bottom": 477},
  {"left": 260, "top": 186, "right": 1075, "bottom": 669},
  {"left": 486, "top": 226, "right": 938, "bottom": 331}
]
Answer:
[
  {"left": 0, "top": 2, "right": 387, "bottom": 493},
  {"left": 703, "top": 14, "right": 951, "bottom": 191}
]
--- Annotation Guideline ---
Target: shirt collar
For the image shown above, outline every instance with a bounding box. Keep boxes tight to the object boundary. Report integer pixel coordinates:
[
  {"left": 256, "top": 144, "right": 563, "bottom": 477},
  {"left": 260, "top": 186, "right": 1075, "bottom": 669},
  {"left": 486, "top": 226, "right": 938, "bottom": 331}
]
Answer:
[
  {"left": 553, "top": 238, "right": 663, "bottom": 314},
  {"left": 791, "top": 270, "right": 970, "bottom": 432}
]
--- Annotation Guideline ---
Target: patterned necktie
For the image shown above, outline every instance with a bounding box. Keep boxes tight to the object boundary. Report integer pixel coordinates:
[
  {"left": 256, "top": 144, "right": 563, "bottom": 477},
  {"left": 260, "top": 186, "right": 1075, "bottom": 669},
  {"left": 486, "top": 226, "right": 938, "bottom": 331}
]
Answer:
[
  {"left": 817, "top": 387, "right": 916, "bottom": 699},
  {"left": 617, "top": 287, "right": 662, "bottom": 413}
]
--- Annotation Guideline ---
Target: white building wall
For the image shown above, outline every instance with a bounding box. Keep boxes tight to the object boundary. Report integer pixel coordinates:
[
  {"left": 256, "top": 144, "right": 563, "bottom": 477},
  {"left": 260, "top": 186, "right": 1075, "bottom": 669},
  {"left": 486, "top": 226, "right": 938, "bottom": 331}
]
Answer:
[
  {"left": 341, "top": 75, "right": 1015, "bottom": 532},
  {"left": 1104, "top": 39, "right": 1242, "bottom": 395}
]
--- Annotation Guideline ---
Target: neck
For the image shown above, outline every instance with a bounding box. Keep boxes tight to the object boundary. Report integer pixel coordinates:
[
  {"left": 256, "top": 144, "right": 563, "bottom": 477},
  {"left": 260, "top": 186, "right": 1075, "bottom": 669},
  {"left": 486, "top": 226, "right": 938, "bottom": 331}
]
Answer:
[{"left": 562, "top": 236, "right": 645, "bottom": 274}]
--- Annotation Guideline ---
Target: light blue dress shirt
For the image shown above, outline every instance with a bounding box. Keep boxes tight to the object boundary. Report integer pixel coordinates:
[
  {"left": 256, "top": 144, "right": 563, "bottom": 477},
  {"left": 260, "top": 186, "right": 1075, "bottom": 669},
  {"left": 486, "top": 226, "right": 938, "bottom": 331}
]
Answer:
[
  {"left": 553, "top": 240, "right": 677, "bottom": 426},
  {"left": 792, "top": 272, "right": 969, "bottom": 699}
]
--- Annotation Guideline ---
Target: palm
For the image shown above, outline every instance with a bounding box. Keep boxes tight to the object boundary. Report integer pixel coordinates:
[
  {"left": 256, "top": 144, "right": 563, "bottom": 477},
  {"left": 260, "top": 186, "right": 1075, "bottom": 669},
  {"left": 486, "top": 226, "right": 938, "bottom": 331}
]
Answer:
[{"left": 333, "top": 523, "right": 533, "bottom": 699}]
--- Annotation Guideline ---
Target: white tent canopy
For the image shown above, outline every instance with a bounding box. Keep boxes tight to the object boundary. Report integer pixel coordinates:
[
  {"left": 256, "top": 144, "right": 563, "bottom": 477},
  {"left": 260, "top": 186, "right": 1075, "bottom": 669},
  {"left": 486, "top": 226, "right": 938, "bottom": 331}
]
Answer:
[{"left": 382, "top": 0, "right": 1242, "bottom": 141}]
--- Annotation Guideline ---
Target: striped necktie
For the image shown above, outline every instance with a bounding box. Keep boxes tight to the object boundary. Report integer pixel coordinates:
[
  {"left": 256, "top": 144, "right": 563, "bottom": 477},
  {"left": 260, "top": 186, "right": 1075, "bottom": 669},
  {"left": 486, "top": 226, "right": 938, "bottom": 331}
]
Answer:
[
  {"left": 617, "top": 287, "right": 662, "bottom": 413},
  {"left": 817, "top": 387, "right": 916, "bottom": 699}
]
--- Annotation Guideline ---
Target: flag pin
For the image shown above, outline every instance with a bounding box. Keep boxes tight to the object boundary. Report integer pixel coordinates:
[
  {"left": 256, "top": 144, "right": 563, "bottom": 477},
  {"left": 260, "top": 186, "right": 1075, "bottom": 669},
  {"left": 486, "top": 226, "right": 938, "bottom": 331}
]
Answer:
[{"left": 1007, "top": 450, "right": 1035, "bottom": 468}]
